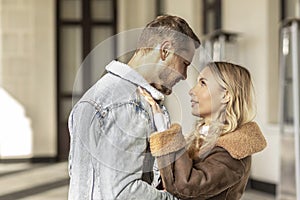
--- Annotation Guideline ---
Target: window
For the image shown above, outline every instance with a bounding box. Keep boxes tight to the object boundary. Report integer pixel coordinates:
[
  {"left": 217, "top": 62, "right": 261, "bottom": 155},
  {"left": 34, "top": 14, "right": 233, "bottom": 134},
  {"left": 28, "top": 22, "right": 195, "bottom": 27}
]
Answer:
[
  {"left": 202, "top": 0, "right": 221, "bottom": 34},
  {"left": 56, "top": 0, "right": 118, "bottom": 160}
]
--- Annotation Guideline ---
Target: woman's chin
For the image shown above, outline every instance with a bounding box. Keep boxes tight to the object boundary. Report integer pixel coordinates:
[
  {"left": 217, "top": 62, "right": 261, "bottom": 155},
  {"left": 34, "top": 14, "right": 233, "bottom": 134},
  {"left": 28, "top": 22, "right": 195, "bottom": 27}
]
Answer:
[{"left": 191, "top": 110, "right": 201, "bottom": 117}]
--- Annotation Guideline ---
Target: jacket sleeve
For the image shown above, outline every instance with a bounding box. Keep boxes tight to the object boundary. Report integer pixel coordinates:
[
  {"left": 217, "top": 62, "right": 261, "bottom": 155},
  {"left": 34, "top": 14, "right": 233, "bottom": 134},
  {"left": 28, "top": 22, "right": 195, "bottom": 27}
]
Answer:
[
  {"left": 150, "top": 125, "right": 247, "bottom": 199},
  {"left": 92, "top": 103, "right": 178, "bottom": 200}
]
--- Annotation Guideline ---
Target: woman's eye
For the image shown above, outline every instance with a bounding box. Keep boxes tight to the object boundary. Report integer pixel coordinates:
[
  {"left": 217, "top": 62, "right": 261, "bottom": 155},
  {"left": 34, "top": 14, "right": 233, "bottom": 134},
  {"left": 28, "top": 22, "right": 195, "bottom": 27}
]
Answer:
[{"left": 200, "top": 81, "right": 206, "bottom": 86}]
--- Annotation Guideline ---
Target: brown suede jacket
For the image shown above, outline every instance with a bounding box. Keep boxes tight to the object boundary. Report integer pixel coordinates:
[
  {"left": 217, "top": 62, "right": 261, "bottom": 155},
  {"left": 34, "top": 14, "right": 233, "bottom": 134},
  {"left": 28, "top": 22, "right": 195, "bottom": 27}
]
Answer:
[{"left": 150, "top": 122, "right": 267, "bottom": 200}]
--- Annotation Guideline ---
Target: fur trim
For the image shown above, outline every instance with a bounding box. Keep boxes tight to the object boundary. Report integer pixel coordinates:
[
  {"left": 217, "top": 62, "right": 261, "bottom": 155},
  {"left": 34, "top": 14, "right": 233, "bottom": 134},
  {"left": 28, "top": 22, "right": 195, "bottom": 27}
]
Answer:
[
  {"left": 216, "top": 122, "right": 267, "bottom": 159},
  {"left": 150, "top": 123, "right": 186, "bottom": 157}
]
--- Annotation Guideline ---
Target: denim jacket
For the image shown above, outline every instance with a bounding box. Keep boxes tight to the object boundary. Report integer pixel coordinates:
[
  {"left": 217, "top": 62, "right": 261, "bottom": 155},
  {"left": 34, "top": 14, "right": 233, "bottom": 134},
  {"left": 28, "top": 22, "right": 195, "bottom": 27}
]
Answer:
[{"left": 68, "top": 61, "right": 178, "bottom": 200}]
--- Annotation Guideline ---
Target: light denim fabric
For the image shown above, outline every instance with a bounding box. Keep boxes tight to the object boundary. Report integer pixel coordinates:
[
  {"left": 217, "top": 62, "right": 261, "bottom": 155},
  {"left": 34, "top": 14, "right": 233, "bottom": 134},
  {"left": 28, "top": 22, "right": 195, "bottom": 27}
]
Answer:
[{"left": 68, "top": 61, "right": 178, "bottom": 200}]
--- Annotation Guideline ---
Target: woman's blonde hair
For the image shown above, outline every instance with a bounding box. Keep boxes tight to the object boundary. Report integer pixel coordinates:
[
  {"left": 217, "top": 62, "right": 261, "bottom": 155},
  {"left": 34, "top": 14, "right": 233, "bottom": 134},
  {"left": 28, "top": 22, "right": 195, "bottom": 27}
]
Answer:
[
  {"left": 209, "top": 62, "right": 256, "bottom": 133},
  {"left": 186, "top": 62, "right": 256, "bottom": 158}
]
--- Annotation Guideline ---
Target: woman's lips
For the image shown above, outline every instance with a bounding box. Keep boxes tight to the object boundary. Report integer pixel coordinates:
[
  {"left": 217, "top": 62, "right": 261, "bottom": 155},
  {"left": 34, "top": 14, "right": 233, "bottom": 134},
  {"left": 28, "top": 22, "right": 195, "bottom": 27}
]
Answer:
[{"left": 191, "top": 100, "right": 198, "bottom": 107}]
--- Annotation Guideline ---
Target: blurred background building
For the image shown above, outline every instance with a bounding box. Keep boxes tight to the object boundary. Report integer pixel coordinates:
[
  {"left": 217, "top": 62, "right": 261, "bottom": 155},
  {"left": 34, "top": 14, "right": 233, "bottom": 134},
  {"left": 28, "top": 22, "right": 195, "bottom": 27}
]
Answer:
[{"left": 0, "top": 0, "right": 299, "bottom": 199}]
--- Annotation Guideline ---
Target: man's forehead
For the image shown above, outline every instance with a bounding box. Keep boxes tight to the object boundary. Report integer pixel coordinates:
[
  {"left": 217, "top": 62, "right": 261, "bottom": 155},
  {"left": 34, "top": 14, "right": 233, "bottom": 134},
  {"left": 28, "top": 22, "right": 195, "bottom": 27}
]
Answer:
[
  {"left": 176, "top": 45, "right": 195, "bottom": 61},
  {"left": 177, "top": 50, "right": 195, "bottom": 62}
]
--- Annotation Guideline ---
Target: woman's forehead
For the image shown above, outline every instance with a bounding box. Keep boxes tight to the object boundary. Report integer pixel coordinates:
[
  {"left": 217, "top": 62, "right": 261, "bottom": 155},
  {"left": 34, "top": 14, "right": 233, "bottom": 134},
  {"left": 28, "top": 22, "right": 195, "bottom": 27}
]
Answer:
[
  {"left": 198, "top": 67, "right": 221, "bottom": 89},
  {"left": 198, "top": 67, "right": 212, "bottom": 78}
]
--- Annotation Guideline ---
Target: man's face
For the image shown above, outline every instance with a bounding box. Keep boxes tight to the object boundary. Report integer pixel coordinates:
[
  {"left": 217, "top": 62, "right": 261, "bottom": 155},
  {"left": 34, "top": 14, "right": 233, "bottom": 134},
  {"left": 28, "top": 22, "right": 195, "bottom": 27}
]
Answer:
[{"left": 152, "top": 40, "right": 196, "bottom": 95}]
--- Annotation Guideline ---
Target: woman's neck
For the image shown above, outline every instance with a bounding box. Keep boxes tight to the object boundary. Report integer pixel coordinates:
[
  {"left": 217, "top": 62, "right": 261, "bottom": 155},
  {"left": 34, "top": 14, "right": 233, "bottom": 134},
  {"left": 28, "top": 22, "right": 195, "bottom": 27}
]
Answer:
[
  {"left": 203, "top": 110, "right": 225, "bottom": 126},
  {"left": 203, "top": 118, "right": 211, "bottom": 126}
]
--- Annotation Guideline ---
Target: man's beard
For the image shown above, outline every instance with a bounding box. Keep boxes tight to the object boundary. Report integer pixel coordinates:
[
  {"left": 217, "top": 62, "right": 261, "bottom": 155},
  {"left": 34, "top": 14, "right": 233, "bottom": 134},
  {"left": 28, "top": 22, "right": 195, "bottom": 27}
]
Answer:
[{"left": 150, "top": 83, "right": 172, "bottom": 95}]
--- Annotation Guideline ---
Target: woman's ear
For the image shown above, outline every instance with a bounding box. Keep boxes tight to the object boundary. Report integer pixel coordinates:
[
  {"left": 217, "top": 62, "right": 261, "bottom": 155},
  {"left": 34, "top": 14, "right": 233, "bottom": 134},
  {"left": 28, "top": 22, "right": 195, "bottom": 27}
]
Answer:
[
  {"left": 221, "top": 90, "right": 230, "bottom": 104},
  {"left": 160, "top": 41, "right": 171, "bottom": 61}
]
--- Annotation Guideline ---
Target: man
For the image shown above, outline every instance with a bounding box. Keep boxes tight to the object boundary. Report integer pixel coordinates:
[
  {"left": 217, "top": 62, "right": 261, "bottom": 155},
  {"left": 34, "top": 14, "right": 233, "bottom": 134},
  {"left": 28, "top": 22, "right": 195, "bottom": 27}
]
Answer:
[{"left": 68, "top": 15, "right": 200, "bottom": 199}]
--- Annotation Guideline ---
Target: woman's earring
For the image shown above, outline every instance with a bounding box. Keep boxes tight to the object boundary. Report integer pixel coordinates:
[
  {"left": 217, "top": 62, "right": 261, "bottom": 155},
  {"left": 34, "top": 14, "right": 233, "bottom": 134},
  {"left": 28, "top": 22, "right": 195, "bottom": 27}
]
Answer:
[{"left": 222, "top": 92, "right": 230, "bottom": 104}]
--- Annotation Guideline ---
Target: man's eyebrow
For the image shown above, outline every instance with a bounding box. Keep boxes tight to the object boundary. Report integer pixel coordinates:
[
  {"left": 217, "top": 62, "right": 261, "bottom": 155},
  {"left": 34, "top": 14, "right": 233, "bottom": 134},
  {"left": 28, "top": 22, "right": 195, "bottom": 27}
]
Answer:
[{"left": 184, "top": 60, "right": 191, "bottom": 65}]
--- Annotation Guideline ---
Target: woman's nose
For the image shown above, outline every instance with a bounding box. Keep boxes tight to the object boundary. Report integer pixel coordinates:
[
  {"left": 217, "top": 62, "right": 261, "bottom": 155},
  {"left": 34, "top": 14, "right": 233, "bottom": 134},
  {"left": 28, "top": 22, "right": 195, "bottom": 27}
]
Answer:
[{"left": 189, "top": 88, "right": 193, "bottom": 96}]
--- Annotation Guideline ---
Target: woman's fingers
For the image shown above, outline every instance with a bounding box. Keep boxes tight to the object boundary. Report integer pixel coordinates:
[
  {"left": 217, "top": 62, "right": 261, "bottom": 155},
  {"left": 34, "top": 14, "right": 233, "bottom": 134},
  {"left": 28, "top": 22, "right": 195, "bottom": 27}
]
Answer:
[
  {"left": 138, "top": 87, "right": 155, "bottom": 104},
  {"left": 138, "top": 87, "right": 161, "bottom": 113}
]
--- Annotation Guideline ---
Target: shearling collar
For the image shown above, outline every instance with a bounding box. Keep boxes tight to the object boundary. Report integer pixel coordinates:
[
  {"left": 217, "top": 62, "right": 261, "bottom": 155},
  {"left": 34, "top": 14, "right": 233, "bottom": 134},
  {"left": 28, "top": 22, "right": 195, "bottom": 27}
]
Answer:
[
  {"left": 106, "top": 60, "right": 165, "bottom": 101},
  {"left": 216, "top": 122, "right": 267, "bottom": 160}
]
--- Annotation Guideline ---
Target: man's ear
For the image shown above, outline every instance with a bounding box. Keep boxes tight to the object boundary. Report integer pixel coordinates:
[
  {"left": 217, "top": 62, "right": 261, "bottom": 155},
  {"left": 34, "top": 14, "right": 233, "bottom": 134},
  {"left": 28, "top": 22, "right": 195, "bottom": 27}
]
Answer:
[
  {"left": 160, "top": 41, "right": 172, "bottom": 61},
  {"left": 221, "top": 90, "right": 230, "bottom": 104}
]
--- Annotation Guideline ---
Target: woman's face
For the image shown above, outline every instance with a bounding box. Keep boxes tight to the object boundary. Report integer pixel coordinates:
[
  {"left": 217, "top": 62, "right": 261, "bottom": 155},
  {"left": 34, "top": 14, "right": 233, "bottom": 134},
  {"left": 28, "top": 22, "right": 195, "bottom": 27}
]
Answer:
[{"left": 189, "top": 67, "right": 225, "bottom": 121}]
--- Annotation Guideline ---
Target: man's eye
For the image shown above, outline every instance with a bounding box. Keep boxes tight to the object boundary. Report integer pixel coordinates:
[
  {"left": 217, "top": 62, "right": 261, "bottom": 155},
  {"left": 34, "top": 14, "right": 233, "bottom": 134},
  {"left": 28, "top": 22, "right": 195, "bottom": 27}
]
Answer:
[
  {"left": 184, "top": 62, "right": 190, "bottom": 67},
  {"left": 201, "top": 81, "right": 206, "bottom": 86}
]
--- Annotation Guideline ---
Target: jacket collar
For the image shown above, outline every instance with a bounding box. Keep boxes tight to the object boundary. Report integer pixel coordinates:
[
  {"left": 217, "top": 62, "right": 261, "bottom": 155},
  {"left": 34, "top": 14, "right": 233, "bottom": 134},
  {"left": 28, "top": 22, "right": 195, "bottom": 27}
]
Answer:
[
  {"left": 216, "top": 122, "right": 267, "bottom": 159},
  {"left": 106, "top": 60, "right": 165, "bottom": 101}
]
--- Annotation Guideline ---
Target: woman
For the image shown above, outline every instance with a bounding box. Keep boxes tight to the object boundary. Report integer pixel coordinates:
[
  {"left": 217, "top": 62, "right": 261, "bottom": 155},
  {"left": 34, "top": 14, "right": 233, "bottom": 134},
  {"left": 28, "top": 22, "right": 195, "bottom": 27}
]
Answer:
[{"left": 140, "top": 62, "right": 267, "bottom": 200}]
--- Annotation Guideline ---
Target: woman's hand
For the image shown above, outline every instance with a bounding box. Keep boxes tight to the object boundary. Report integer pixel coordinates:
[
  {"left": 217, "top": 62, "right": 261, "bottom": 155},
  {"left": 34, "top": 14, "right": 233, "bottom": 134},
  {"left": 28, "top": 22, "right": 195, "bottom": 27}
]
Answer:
[
  {"left": 138, "top": 87, "right": 168, "bottom": 131},
  {"left": 138, "top": 87, "right": 161, "bottom": 114}
]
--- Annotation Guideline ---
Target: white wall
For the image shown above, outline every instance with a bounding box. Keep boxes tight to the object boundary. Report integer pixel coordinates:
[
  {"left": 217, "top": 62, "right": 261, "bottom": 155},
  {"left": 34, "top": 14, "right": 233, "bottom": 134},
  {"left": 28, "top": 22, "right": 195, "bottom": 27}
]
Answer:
[
  {"left": 0, "top": 1, "right": 2, "bottom": 86},
  {"left": 117, "top": 0, "right": 157, "bottom": 63},
  {"left": 118, "top": 0, "right": 202, "bottom": 35},
  {"left": 161, "top": 0, "right": 202, "bottom": 134},
  {"left": 223, "top": 0, "right": 280, "bottom": 183},
  {"left": 164, "top": 0, "right": 202, "bottom": 36},
  {"left": 32, "top": 0, "right": 56, "bottom": 157},
  {"left": 0, "top": 0, "right": 56, "bottom": 158},
  {"left": 118, "top": 0, "right": 156, "bottom": 32}
]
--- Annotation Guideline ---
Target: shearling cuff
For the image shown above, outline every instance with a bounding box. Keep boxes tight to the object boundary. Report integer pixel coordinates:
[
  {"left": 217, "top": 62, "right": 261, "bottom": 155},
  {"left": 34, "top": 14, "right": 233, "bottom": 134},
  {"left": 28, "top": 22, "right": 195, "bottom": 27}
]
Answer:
[{"left": 150, "top": 123, "right": 186, "bottom": 157}]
